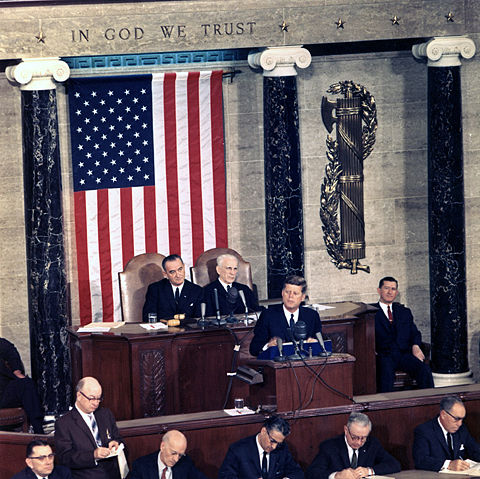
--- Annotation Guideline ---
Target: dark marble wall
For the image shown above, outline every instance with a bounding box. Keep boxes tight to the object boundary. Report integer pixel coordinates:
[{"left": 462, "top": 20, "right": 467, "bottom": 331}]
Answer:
[
  {"left": 427, "top": 66, "right": 468, "bottom": 375},
  {"left": 263, "top": 76, "right": 304, "bottom": 298},
  {"left": 22, "top": 89, "right": 72, "bottom": 414}
]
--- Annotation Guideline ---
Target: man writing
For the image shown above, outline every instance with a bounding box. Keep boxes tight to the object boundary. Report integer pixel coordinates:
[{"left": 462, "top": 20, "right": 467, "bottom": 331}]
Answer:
[
  {"left": 374, "top": 276, "right": 434, "bottom": 392},
  {"left": 413, "top": 395, "right": 480, "bottom": 471},
  {"left": 11, "top": 439, "right": 72, "bottom": 479},
  {"left": 218, "top": 415, "right": 303, "bottom": 479},
  {"left": 143, "top": 254, "right": 203, "bottom": 321},
  {"left": 307, "top": 412, "right": 400, "bottom": 479},
  {"left": 249, "top": 276, "right": 322, "bottom": 357},
  {"left": 203, "top": 254, "right": 260, "bottom": 317},
  {"left": 128, "top": 429, "right": 207, "bottom": 479},
  {"left": 55, "top": 376, "right": 124, "bottom": 479}
]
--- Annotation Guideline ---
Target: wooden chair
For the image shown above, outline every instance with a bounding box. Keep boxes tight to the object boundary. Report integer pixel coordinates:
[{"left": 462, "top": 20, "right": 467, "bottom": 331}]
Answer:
[
  {"left": 0, "top": 407, "right": 28, "bottom": 432},
  {"left": 190, "top": 247, "right": 254, "bottom": 290},
  {"left": 118, "top": 253, "right": 166, "bottom": 323}
]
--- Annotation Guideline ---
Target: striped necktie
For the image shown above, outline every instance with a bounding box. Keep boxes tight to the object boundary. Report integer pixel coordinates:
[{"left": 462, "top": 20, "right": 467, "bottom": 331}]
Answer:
[{"left": 90, "top": 414, "right": 102, "bottom": 447}]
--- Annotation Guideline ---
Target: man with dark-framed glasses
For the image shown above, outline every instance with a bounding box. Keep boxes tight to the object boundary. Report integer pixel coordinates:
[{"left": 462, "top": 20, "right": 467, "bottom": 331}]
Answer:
[
  {"left": 11, "top": 439, "right": 72, "bottom": 479},
  {"left": 218, "top": 415, "right": 303, "bottom": 479},
  {"left": 413, "top": 395, "right": 480, "bottom": 471},
  {"left": 55, "top": 376, "right": 124, "bottom": 479},
  {"left": 307, "top": 412, "right": 400, "bottom": 479}
]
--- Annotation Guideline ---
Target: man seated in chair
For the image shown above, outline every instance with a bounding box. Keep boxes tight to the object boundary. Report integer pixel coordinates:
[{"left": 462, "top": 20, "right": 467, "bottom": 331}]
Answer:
[
  {"left": 374, "top": 276, "right": 434, "bottom": 392},
  {"left": 204, "top": 254, "right": 260, "bottom": 317},
  {"left": 143, "top": 254, "right": 203, "bottom": 321}
]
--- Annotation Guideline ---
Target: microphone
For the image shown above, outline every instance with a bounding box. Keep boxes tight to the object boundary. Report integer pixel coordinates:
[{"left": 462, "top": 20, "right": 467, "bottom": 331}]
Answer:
[
  {"left": 198, "top": 302, "right": 209, "bottom": 328},
  {"left": 315, "top": 331, "right": 331, "bottom": 357},
  {"left": 238, "top": 289, "right": 248, "bottom": 322},
  {"left": 287, "top": 321, "right": 307, "bottom": 361},
  {"left": 274, "top": 337, "right": 286, "bottom": 362},
  {"left": 226, "top": 286, "right": 239, "bottom": 323},
  {"left": 213, "top": 288, "right": 226, "bottom": 326}
]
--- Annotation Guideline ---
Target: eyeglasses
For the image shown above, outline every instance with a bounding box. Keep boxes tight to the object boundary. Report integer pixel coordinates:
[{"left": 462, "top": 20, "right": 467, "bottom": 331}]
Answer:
[
  {"left": 79, "top": 391, "right": 103, "bottom": 402},
  {"left": 29, "top": 453, "right": 55, "bottom": 462},
  {"left": 266, "top": 430, "right": 284, "bottom": 446},
  {"left": 445, "top": 409, "right": 465, "bottom": 422},
  {"left": 347, "top": 427, "right": 369, "bottom": 442}
]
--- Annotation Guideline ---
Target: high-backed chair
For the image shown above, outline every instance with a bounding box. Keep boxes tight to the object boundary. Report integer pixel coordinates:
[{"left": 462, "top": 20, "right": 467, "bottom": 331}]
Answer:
[
  {"left": 191, "top": 247, "right": 254, "bottom": 290},
  {"left": 119, "top": 253, "right": 166, "bottom": 323},
  {"left": 0, "top": 407, "right": 28, "bottom": 432}
]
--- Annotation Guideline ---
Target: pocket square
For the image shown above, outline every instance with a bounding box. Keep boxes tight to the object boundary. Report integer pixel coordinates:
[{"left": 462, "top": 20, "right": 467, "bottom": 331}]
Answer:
[{"left": 460, "top": 444, "right": 465, "bottom": 451}]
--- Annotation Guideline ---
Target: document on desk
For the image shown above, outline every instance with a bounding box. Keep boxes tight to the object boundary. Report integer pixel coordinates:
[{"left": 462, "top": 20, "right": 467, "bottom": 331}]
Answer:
[{"left": 440, "top": 460, "right": 480, "bottom": 475}]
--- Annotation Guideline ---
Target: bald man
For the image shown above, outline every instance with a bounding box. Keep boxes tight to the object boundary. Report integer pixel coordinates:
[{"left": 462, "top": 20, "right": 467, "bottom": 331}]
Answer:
[
  {"left": 55, "top": 377, "right": 123, "bottom": 479},
  {"left": 128, "top": 430, "right": 207, "bottom": 479}
]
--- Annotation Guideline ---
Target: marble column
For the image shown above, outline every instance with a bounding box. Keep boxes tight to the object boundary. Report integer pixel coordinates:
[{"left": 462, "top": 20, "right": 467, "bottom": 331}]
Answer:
[
  {"left": 412, "top": 36, "right": 476, "bottom": 387},
  {"left": 248, "top": 46, "right": 311, "bottom": 298},
  {"left": 6, "top": 58, "right": 72, "bottom": 414}
]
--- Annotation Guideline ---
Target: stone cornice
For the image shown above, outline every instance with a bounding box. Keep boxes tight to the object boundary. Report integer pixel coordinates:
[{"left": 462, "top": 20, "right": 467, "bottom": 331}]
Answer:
[
  {"left": 412, "top": 36, "right": 476, "bottom": 67},
  {"left": 6, "top": 57, "right": 70, "bottom": 90},
  {"left": 248, "top": 46, "right": 311, "bottom": 77}
]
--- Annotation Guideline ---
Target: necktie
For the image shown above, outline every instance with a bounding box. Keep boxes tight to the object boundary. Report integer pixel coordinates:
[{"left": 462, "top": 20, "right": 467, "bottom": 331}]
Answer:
[
  {"left": 387, "top": 305, "right": 393, "bottom": 323},
  {"left": 161, "top": 467, "right": 168, "bottom": 479},
  {"left": 175, "top": 287, "right": 180, "bottom": 303},
  {"left": 227, "top": 285, "right": 231, "bottom": 293},
  {"left": 351, "top": 449, "right": 358, "bottom": 468},
  {"left": 290, "top": 313, "right": 295, "bottom": 330},
  {"left": 262, "top": 451, "right": 268, "bottom": 479},
  {"left": 90, "top": 414, "right": 102, "bottom": 447},
  {"left": 447, "top": 432, "right": 454, "bottom": 459}
]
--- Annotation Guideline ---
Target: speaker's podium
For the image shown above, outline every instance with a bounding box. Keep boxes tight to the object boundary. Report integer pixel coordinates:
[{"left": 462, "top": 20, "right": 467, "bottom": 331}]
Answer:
[{"left": 246, "top": 347, "right": 355, "bottom": 411}]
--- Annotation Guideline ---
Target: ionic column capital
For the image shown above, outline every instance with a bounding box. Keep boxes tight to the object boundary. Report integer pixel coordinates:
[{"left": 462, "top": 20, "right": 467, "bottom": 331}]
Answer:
[
  {"left": 6, "top": 57, "right": 70, "bottom": 90},
  {"left": 248, "top": 46, "right": 311, "bottom": 77},
  {"left": 412, "top": 36, "right": 476, "bottom": 67}
]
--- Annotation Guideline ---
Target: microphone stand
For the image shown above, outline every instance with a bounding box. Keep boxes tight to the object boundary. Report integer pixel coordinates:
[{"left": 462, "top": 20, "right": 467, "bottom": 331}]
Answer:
[
  {"left": 286, "top": 329, "right": 307, "bottom": 361},
  {"left": 274, "top": 338, "right": 287, "bottom": 362}
]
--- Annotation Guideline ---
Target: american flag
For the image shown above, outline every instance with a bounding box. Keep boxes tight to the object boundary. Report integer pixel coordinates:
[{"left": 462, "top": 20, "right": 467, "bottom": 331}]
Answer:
[{"left": 68, "top": 71, "right": 227, "bottom": 324}]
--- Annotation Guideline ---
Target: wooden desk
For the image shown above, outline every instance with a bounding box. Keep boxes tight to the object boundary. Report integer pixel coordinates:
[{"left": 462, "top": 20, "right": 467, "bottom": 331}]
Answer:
[
  {"left": 69, "top": 301, "right": 377, "bottom": 420},
  {"left": 391, "top": 471, "right": 475, "bottom": 479}
]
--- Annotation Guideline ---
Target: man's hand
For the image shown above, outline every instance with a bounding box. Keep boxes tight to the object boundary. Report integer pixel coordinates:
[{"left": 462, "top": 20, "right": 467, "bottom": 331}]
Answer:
[
  {"left": 412, "top": 344, "right": 425, "bottom": 361},
  {"left": 448, "top": 459, "right": 470, "bottom": 471},
  {"left": 13, "top": 370, "right": 25, "bottom": 379},
  {"left": 267, "top": 338, "right": 278, "bottom": 348},
  {"left": 352, "top": 467, "right": 370, "bottom": 478},
  {"left": 305, "top": 337, "right": 317, "bottom": 343},
  {"left": 108, "top": 440, "right": 119, "bottom": 451},
  {"left": 94, "top": 447, "right": 112, "bottom": 459},
  {"left": 334, "top": 469, "right": 357, "bottom": 479}
]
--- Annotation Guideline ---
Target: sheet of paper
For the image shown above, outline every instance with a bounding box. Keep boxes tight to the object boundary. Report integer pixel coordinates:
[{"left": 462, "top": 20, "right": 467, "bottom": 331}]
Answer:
[
  {"left": 224, "top": 407, "right": 256, "bottom": 416},
  {"left": 102, "top": 442, "right": 125, "bottom": 459},
  {"left": 78, "top": 326, "right": 111, "bottom": 332},
  {"left": 440, "top": 460, "right": 480, "bottom": 475},
  {"left": 139, "top": 322, "right": 168, "bottom": 330},
  {"left": 310, "top": 304, "right": 336, "bottom": 311}
]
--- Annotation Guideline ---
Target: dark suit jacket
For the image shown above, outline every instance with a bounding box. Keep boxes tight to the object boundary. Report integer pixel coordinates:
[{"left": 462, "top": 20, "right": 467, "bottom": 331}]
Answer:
[
  {"left": 374, "top": 302, "right": 422, "bottom": 356},
  {"left": 249, "top": 304, "right": 322, "bottom": 357},
  {"left": 413, "top": 417, "right": 480, "bottom": 471},
  {"left": 11, "top": 465, "right": 72, "bottom": 479},
  {"left": 128, "top": 451, "right": 207, "bottom": 479},
  {"left": 218, "top": 434, "right": 304, "bottom": 479},
  {"left": 55, "top": 406, "right": 123, "bottom": 479},
  {"left": 0, "top": 337, "right": 24, "bottom": 396},
  {"left": 306, "top": 434, "right": 400, "bottom": 479},
  {"left": 143, "top": 278, "right": 203, "bottom": 321},
  {"left": 204, "top": 279, "right": 259, "bottom": 317}
]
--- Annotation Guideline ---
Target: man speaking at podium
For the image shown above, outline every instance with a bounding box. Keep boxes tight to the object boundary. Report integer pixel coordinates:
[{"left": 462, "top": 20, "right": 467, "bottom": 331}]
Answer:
[
  {"left": 249, "top": 276, "right": 322, "bottom": 357},
  {"left": 143, "top": 254, "right": 203, "bottom": 321}
]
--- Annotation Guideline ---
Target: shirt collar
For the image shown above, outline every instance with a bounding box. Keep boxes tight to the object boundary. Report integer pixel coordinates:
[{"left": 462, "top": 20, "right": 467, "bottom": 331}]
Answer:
[{"left": 283, "top": 305, "right": 299, "bottom": 322}]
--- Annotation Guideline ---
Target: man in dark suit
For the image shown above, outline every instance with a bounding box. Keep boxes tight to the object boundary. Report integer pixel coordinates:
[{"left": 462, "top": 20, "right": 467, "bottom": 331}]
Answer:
[
  {"left": 0, "top": 337, "right": 44, "bottom": 433},
  {"left": 218, "top": 415, "right": 303, "bottom": 479},
  {"left": 128, "top": 429, "right": 207, "bottom": 479},
  {"left": 307, "top": 412, "right": 400, "bottom": 479},
  {"left": 55, "top": 377, "right": 124, "bottom": 479},
  {"left": 413, "top": 395, "right": 480, "bottom": 471},
  {"left": 11, "top": 439, "right": 72, "bottom": 479},
  {"left": 249, "top": 276, "right": 322, "bottom": 357},
  {"left": 374, "top": 276, "right": 434, "bottom": 392},
  {"left": 204, "top": 254, "right": 260, "bottom": 317},
  {"left": 143, "top": 254, "right": 203, "bottom": 321}
]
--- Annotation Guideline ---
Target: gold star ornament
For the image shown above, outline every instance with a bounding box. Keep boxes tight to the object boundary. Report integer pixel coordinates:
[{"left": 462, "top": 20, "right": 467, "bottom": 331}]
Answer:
[
  {"left": 279, "top": 21, "right": 289, "bottom": 32},
  {"left": 335, "top": 18, "right": 345, "bottom": 29},
  {"left": 445, "top": 11, "right": 455, "bottom": 22},
  {"left": 35, "top": 30, "right": 46, "bottom": 43},
  {"left": 390, "top": 15, "right": 400, "bottom": 25}
]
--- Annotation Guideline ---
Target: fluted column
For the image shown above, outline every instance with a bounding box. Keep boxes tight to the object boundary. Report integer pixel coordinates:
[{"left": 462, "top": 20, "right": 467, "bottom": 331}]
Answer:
[
  {"left": 248, "top": 46, "right": 311, "bottom": 298},
  {"left": 6, "top": 57, "right": 72, "bottom": 414},
  {"left": 412, "top": 36, "right": 476, "bottom": 387}
]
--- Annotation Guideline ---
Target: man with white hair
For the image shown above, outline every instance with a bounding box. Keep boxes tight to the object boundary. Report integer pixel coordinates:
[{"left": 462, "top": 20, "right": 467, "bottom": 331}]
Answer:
[
  {"left": 203, "top": 254, "right": 260, "bottom": 317},
  {"left": 307, "top": 412, "right": 400, "bottom": 479},
  {"left": 128, "top": 430, "right": 207, "bottom": 479}
]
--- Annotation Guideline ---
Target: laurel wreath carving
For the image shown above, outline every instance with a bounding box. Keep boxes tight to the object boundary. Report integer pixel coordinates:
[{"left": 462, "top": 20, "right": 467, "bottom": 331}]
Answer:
[{"left": 320, "top": 81, "right": 377, "bottom": 273}]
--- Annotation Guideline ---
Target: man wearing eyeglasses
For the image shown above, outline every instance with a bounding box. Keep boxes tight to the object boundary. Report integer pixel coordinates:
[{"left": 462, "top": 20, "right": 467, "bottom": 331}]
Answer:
[
  {"left": 55, "top": 377, "right": 123, "bottom": 479},
  {"left": 307, "top": 412, "right": 400, "bottom": 479},
  {"left": 218, "top": 415, "right": 303, "bottom": 479},
  {"left": 128, "top": 429, "right": 207, "bottom": 479},
  {"left": 413, "top": 395, "right": 480, "bottom": 471},
  {"left": 11, "top": 439, "right": 72, "bottom": 479}
]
